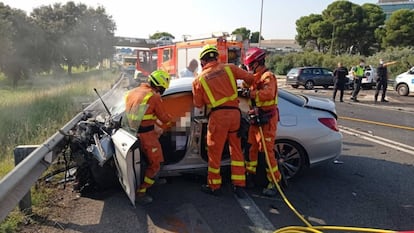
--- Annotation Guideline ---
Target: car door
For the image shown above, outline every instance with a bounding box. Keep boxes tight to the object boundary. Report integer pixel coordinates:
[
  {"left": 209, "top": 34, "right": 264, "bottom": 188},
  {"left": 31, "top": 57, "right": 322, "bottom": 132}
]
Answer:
[
  {"left": 112, "top": 128, "right": 142, "bottom": 206},
  {"left": 312, "top": 68, "right": 323, "bottom": 85},
  {"left": 322, "top": 68, "right": 334, "bottom": 86}
]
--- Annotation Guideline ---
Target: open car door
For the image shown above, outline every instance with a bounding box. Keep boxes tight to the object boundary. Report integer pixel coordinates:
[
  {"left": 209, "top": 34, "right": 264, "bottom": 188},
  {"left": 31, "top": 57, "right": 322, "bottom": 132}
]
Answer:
[{"left": 112, "top": 128, "right": 142, "bottom": 206}]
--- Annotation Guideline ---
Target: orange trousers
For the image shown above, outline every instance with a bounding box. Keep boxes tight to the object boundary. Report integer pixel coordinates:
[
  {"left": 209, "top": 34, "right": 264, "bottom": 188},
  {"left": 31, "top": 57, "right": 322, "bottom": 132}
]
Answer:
[
  {"left": 246, "top": 114, "right": 281, "bottom": 183},
  {"left": 136, "top": 130, "right": 164, "bottom": 194},
  {"left": 206, "top": 109, "right": 246, "bottom": 190}
]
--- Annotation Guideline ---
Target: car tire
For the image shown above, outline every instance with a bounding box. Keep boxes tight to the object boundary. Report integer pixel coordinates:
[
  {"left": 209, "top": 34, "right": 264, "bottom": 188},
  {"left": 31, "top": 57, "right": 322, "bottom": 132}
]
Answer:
[
  {"left": 397, "top": 83, "right": 409, "bottom": 96},
  {"left": 291, "top": 85, "right": 299, "bottom": 88},
  {"left": 304, "top": 80, "right": 314, "bottom": 90},
  {"left": 253, "top": 139, "right": 307, "bottom": 187}
]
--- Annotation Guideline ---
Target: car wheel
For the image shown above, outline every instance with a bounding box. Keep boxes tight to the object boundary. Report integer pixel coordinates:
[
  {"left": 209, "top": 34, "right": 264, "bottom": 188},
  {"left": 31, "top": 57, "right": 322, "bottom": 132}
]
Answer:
[
  {"left": 397, "top": 83, "right": 409, "bottom": 96},
  {"left": 291, "top": 85, "right": 299, "bottom": 88},
  {"left": 304, "top": 80, "right": 314, "bottom": 90},
  {"left": 274, "top": 140, "right": 307, "bottom": 180},
  {"left": 253, "top": 139, "right": 307, "bottom": 187}
]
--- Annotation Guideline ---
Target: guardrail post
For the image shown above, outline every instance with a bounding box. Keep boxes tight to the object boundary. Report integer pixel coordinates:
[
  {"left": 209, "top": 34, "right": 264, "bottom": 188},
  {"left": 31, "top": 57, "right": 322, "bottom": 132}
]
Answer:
[{"left": 13, "top": 145, "right": 39, "bottom": 215}]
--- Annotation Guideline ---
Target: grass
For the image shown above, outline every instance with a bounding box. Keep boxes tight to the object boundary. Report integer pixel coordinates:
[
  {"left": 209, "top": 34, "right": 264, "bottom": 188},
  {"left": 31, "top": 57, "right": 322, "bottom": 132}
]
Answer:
[{"left": 0, "top": 69, "right": 119, "bottom": 232}]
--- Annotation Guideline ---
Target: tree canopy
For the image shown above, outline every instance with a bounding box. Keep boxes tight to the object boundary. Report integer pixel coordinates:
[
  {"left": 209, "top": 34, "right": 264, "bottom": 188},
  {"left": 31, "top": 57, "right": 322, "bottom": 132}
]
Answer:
[
  {"left": 0, "top": 1, "right": 116, "bottom": 85},
  {"left": 150, "top": 32, "right": 175, "bottom": 40},
  {"left": 295, "top": 1, "right": 386, "bottom": 56}
]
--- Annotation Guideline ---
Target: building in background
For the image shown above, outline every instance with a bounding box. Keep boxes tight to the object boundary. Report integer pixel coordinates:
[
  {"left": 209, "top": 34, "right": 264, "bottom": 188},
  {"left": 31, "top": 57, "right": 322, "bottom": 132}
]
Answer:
[{"left": 377, "top": 0, "right": 414, "bottom": 19}]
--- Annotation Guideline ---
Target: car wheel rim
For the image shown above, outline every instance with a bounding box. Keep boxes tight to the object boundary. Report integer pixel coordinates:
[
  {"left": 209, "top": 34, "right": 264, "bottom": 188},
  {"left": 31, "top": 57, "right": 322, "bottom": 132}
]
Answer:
[
  {"left": 274, "top": 142, "right": 302, "bottom": 179},
  {"left": 305, "top": 82, "right": 313, "bottom": 90}
]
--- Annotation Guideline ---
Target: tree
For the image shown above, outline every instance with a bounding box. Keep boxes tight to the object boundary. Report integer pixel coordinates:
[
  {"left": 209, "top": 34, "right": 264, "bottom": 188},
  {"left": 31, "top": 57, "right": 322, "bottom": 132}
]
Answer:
[
  {"left": 250, "top": 31, "right": 264, "bottom": 43},
  {"left": 31, "top": 2, "right": 116, "bottom": 75},
  {"left": 360, "top": 3, "right": 386, "bottom": 55},
  {"left": 383, "top": 9, "right": 414, "bottom": 47},
  {"left": 0, "top": 3, "right": 47, "bottom": 86},
  {"left": 232, "top": 27, "right": 251, "bottom": 41},
  {"left": 150, "top": 32, "right": 175, "bottom": 39},
  {"left": 322, "top": 1, "right": 364, "bottom": 55},
  {"left": 295, "top": 14, "right": 323, "bottom": 51}
]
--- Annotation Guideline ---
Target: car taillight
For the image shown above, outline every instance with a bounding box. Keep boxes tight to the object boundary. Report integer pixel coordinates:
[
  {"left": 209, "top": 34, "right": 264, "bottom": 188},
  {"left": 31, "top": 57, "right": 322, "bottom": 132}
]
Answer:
[{"left": 318, "top": 118, "right": 339, "bottom": 131}]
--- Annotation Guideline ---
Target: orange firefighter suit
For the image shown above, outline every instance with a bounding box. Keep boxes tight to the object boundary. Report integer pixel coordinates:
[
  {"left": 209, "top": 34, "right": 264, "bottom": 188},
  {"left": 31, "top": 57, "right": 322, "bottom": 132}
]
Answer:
[
  {"left": 192, "top": 61, "right": 254, "bottom": 190},
  {"left": 245, "top": 66, "right": 281, "bottom": 183},
  {"left": 125, "top": 83, "right": 172, "bottom": 195}
]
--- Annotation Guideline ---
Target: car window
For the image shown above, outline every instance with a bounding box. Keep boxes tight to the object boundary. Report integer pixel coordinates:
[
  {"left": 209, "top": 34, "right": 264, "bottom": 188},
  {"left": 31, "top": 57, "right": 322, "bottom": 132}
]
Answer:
[
  {"left": 313, "top": 69, "right": 321, "bottom": 75},
  {"left": 287, "top": 68, "right": 299, "bottom": 76},
  {"left": 322, "top": 69, "right": 333, "bottom": 75},
  {"left": 302, "top": 69, "right": 311, "bottom": 74},
  {"left": 279, "top": 89, "right": 306, "bottom": 106}
]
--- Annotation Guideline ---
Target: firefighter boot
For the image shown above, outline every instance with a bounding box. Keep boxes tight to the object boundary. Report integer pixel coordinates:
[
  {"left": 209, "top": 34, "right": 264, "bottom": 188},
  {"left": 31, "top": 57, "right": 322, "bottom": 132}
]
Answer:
[
  {"left": 200, "top": 185, "right": 222, "bottom": 196},
  {"left": 262, "top": 183, "right": 278, "bottom": 197},
  {"left": 136, "top": 193, "right": 153, "bottom": 205},
  {"left": 233, "top": 185, "right": 247, "bottom": 199}
]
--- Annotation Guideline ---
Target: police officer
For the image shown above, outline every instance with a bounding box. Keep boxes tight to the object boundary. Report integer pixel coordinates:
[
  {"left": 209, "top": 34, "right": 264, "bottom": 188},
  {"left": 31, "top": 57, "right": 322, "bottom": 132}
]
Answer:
[
  {"left": 350, "top": 59, "right": 365, "bottom": 102},
  {"left": 375, "top": 59, "right": 389, "bottom": 103}
]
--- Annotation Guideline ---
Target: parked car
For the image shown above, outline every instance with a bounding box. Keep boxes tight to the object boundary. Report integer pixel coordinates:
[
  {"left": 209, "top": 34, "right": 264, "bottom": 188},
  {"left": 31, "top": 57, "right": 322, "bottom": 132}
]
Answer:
[
  {"left": 346, "top": 65, "right": 377, "bottom": 90},
  {"left": 394, "top": 66, "right": 414, "bottom": 96},
  {"left": 72, "top": 77, "right": 343, "bottom": 204},
  {"left": 286, "top": 67, "right": 334, "bottom": 90},
  {"left": 156, "top": 36, "right": 174, "bottom": 46}
]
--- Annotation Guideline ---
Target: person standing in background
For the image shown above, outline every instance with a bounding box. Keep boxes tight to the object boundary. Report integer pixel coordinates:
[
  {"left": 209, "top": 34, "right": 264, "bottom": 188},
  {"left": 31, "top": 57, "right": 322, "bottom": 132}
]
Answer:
[
  {"left": 333, "top": 62, "right": 348, "bottom": 102},
  {"left": 375, "top": 59, "right": 389, "bottom": 103},
  {"left": 179, "top": 59, "right": 198, "bottom": 78},
  {"left": 350, "top": 59, "right": 365, "bottom": 102}
]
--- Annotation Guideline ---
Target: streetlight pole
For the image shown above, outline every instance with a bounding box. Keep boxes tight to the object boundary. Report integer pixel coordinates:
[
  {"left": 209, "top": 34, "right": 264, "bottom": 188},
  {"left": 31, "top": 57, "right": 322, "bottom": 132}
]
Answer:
[
  {"left": 330, "top": 23, "right": 335, "bottom": 54},
  {"left": 258, "top": 0, "right": 263, "bottom": 47}
]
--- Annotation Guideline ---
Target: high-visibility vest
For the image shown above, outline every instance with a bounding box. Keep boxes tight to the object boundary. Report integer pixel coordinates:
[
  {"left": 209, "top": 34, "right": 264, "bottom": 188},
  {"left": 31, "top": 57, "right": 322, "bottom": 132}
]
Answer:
[
  {"left": 199, "top": 66, "right": 238, "bottom": 108},
  {"left": 354, "top": 66, "right": 364, "bottom": 77},
  {"left": 126, "top": 92, "right": 157, "bottom": 123}
]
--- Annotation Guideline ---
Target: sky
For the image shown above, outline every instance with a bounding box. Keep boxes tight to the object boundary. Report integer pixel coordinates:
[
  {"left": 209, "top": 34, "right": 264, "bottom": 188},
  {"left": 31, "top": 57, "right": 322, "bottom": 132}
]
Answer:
[{"left": 1, "top": 0, "right": 378, "bottom": 40}]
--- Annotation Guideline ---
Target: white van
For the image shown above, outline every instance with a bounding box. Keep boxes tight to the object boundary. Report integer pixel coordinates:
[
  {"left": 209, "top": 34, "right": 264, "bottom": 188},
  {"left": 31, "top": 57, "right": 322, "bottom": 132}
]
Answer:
[{"left": 394, "top": 67, "right": 414, "bottom": 96}]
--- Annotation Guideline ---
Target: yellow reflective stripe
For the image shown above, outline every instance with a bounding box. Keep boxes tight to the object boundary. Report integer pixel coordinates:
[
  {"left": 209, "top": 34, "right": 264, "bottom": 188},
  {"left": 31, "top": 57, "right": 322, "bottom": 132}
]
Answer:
[
  {"left": 231, "top": 160, "right": 245, "bottom": 167},
  {"left": 255, "top": 94, "right": 278, "bottom": 107},
  {"left": 144, "top": 176, "right": 155, "bottom": 185},
  {"left": 246, "top": 160, "right": 258, "bottom": 166},
  {"left": 246, "top": 166, "right": 256, "bottom": 173},
  {"left": 209, "top": 178, "right": 222, "bottom": 185},
  {"left": 265, "top": 165, "right": 279, "bottom": 173},
  {"left": 200, "top": 66, "right": 238, "bottom": 108},
  {"left": 138, "top": 188, "right": 146, "bottom": 193},
  {"left": 231, "top": 174, "right": 246, "bottom": 181},
  {"left": 127, "top": 92, "right": 157, "bottom": 121},
  {"left": 208, "top": 166, "right": 220, "bottom": 174}
]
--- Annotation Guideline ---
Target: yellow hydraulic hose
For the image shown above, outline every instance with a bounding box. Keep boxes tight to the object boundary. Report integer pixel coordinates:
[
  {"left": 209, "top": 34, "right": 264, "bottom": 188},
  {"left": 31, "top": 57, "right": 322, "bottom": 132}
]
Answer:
[{"left": 257, "top": 126, "right": 398, "bottom": 233}]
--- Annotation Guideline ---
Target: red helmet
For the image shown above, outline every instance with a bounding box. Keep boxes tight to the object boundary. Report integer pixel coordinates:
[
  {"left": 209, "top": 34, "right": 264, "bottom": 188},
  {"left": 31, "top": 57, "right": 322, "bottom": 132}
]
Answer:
[{"left": 244, "top": 47, "right": 266, "bottom": 66}]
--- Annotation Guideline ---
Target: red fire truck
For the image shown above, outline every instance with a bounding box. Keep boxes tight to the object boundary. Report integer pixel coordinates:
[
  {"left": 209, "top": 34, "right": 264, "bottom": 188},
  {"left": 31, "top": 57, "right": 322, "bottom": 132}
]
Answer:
[{"left": 134, "top": 32, "right": 248, "bottom": 79}]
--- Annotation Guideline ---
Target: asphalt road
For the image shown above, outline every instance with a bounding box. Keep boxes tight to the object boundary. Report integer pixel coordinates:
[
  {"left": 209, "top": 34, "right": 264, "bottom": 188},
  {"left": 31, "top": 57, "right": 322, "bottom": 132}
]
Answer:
[{"left": 18, "top": 78, "right": 414, "bottom": 233}]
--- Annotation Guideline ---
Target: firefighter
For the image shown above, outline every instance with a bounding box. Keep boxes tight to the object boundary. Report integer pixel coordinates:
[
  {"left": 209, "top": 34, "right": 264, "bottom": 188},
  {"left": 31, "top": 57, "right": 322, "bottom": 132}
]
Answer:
[
  {"left": 242, "top": 47, "right": 282, "bottom": 197},
  {"left": 192, "top": 45, "right": 254, "bottom": 198},
  {"left": 125, "top": 70, "right": 172, "bottom": 205}
]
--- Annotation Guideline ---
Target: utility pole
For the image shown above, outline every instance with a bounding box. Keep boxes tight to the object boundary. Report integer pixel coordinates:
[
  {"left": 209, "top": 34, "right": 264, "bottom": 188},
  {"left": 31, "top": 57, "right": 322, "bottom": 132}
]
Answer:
[{"left": 259, "top": 0, "right": 264, "bottom": 47}]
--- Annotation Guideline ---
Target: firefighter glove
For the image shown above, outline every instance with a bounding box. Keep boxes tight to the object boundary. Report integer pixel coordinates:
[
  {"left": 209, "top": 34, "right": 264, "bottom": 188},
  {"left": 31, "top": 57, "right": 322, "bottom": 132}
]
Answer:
[{"left": 241, "top": 88, "right": 250, "bottom": 98}]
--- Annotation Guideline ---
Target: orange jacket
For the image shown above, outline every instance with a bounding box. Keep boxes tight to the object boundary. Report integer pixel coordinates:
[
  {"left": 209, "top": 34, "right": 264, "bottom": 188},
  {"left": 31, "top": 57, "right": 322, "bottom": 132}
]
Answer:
[
  {"left": 125, "top": 83, "right": 172, "bottom": 129},
  {"left": 192, "top": 61, "right": 254, "bottom": 109},
  {"left": 248, "top": 66, "right": 278, "bottom": 111}
]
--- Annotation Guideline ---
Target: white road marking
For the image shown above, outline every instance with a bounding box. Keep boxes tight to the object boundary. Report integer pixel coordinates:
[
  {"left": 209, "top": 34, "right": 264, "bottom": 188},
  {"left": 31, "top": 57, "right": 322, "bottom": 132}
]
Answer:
[
  {"left": 235, "top": 191, "right": 276, "bottom": 233},
  {"left": 339, "top": 125, "right": 414, "bottom": 156}
]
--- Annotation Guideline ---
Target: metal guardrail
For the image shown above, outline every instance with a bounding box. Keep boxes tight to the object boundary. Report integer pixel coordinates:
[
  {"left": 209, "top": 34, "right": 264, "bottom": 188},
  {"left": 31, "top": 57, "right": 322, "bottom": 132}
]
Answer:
[{"left": 0, "top": 75, "right": 126, "bottom": 222}]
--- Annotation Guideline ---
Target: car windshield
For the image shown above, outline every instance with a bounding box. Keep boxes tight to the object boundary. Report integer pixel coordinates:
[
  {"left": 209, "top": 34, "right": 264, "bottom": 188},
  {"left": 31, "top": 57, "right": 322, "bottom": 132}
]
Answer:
[{"left": 287, "top": 68, "right": 299, "bottom": 76}]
